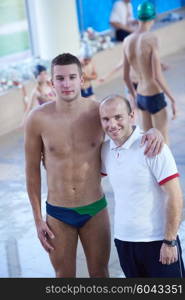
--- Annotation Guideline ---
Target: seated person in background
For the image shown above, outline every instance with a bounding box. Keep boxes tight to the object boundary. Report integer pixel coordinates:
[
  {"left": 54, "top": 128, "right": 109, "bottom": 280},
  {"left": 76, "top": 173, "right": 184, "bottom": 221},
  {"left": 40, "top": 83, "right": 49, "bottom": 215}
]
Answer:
[
  {"left": 81, "top": 54, "right": 98, "bottom": 101},
  {"left": 21, "top": 64, "right": 56, "bottom": 124},
  {"left": 110, "top": 0, "right": 138, "bottom": 42},
  {"left": 31, "top": 64, "right": 55, "bottom": 106}
]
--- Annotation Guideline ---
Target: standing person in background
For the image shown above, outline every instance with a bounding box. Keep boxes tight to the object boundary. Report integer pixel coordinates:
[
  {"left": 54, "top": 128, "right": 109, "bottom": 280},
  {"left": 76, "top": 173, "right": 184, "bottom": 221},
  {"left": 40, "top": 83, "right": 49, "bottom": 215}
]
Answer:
[
  {"left": 110, "top": 0, "right": 138, "bottom": 42},
  {"left": 123, "top": 1, "right": 177, "bottom": 144},
  {"left": 100, "top": 95, "right": 184, "bottom": 278},
  {"left": 81, "top": 54, "right": 98, "bottom": 101}
]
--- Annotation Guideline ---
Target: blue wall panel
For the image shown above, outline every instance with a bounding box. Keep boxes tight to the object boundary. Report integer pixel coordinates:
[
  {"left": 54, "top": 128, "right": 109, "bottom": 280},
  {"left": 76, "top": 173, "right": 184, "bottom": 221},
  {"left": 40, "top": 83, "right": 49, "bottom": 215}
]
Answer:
[
  {"left": 76, "top": 0, "right": 117, "bottom": 32},
  {"left": 76, "top": 0, "right": 185, "bottom": 33}
]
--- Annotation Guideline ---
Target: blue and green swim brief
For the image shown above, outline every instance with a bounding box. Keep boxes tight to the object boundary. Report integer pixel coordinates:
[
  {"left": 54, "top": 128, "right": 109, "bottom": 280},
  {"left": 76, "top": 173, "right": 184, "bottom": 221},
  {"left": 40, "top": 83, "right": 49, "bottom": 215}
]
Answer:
[{"left": 46, "top": 195, "right": 107, "bottom": 228}]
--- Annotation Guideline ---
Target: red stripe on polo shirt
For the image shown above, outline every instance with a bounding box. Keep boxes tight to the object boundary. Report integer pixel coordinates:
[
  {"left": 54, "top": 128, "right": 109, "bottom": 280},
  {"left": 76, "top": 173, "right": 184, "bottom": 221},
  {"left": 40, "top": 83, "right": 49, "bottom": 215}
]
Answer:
[
  {"left": 159, "top": 173, "right": 180, "bottom": 185},
  {"left": 101, "top": 172, "right": 107, "bottom": 176}
]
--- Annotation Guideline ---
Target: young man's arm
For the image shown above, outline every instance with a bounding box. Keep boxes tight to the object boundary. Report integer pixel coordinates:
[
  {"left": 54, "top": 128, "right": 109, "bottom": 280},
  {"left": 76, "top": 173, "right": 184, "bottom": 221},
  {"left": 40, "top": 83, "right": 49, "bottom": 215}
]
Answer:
[
  {"left": 141, "top": 128, "right": 164, "bottom": 157},
  {"left": 98, "top": 60, "right": 123, "bottom": 83},
  {"left": 159, "top": 178, "right": 183, "bottom": 264},
  {"left": 123, "top": 47, "right": 137, "bottom": 109},
  {"left": 148, "top": 144, "right": 183, "bottom": 265},
  {"left": 24, "top": 112, "right": 54, "bottom": 252},
  {"left": 151, "top": 37, "right": 177, "bottom": 120}
]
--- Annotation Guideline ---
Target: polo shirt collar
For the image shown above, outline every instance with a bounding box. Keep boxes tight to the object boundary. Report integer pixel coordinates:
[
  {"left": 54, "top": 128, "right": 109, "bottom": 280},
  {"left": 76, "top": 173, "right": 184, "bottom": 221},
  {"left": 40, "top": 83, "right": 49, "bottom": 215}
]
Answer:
[{"left": 110, "top": 126, "right": 141, "bottom": 150}]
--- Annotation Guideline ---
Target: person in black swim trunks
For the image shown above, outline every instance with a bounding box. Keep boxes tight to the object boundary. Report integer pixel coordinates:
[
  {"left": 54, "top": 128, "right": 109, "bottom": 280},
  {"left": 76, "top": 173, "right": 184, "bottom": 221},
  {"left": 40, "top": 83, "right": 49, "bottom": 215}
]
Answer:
[{"left": 122, "top": 1, "right": 177, "bottom": 144}]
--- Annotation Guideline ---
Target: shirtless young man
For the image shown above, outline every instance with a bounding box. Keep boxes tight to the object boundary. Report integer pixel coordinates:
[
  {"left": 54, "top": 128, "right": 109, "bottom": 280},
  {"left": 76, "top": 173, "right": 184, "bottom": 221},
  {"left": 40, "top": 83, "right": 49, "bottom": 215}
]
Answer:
[
  {"left": 122, "top": 1, "right": 177, "bottom": 144},
  {"left": 81, "top": 54, "right": 97, "bottom": 100},
  {"left": 24, "top": 53, "right": 163, "bottom": 278}
]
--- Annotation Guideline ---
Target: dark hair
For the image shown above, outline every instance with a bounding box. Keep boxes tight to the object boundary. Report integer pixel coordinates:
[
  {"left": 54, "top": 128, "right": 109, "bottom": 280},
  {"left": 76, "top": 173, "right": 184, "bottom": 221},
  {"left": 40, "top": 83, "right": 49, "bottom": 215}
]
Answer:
[
  {"left": 51, "top": 53, "right": 82, "bottom": 77},
  {"left": 33, "top": 64, "right": 47, "bottom": 78},
  {"left": 101, "top": 94, "right": 132, "bottom": 114}
]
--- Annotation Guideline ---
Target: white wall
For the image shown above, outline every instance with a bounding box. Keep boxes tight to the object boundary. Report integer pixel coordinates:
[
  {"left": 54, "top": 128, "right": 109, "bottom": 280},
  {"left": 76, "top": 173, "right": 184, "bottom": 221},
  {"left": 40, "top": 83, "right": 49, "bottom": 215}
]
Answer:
[{"left": 28, "top": 0, "right": 80, "bottom": 59}]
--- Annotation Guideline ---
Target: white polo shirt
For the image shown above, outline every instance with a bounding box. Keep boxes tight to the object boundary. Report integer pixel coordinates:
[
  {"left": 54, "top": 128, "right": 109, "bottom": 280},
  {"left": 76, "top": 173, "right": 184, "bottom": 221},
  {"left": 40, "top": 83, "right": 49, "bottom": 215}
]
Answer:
[
  {"left": 101, "top": 126, "right": 179, "bottom": 242},
  {"left": 110, "top": 1, "right": 134, "bottom": 26}
]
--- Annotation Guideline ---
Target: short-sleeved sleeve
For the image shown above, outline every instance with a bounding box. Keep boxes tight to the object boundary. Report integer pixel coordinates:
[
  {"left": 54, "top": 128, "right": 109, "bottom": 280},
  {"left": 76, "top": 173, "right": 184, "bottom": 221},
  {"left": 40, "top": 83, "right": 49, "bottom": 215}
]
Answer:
[{"left": 146, "top": 144, "right": 179, "bottom": 185}]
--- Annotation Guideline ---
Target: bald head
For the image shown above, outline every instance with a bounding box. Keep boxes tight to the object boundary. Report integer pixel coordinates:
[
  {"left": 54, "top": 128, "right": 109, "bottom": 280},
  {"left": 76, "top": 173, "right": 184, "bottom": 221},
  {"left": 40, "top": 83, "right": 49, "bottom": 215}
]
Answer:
[
  {"left": 99, "top": 94, "right": 134, "bottom": 146},
  {"left": 100, "top": 94, "right": 132, "bottom": 114}
]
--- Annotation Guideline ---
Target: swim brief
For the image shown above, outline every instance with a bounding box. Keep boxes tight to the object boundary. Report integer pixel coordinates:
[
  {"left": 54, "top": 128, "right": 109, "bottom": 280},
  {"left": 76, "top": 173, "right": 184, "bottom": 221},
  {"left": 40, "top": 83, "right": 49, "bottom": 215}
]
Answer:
[
  {"left": 137, "top": 93, "right": 167, "bottom": 114},
  {"left": 46, "top": 195, "right": 107, "bottom": 228},
  {"left": 81, "top": 86, "right": 94, "bottom": 98}
]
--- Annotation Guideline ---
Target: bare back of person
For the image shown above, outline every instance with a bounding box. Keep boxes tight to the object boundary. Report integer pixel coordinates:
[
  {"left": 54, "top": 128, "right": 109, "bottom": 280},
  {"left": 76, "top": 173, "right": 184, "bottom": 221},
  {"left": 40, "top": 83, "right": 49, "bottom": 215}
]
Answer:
[
  {"left": 123, "top": 28, "right": 177, "bottom": 144},
  {"left": 124, "top": 31, "right": 161, "bottom": 95}
]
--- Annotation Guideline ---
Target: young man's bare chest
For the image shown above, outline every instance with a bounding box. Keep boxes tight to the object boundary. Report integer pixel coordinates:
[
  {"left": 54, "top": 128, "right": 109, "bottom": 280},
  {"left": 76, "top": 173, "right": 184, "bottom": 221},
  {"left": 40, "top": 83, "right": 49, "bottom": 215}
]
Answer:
[{"left": 40, "top": 108, "right": 104, "bottom": 159}]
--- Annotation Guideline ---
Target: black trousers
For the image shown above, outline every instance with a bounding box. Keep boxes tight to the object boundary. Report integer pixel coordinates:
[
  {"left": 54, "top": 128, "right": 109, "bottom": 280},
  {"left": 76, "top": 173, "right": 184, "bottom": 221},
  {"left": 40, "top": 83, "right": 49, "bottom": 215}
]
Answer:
[{"left": 114, "top": 236, "right": 185, "bottom": 278}]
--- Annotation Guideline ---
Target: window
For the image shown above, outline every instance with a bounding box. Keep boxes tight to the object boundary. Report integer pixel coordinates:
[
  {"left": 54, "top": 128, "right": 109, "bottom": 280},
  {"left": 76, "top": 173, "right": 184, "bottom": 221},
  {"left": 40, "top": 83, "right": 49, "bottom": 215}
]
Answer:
[{"left": 0, "top": 0, "right": 30, "bottom": 58}]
